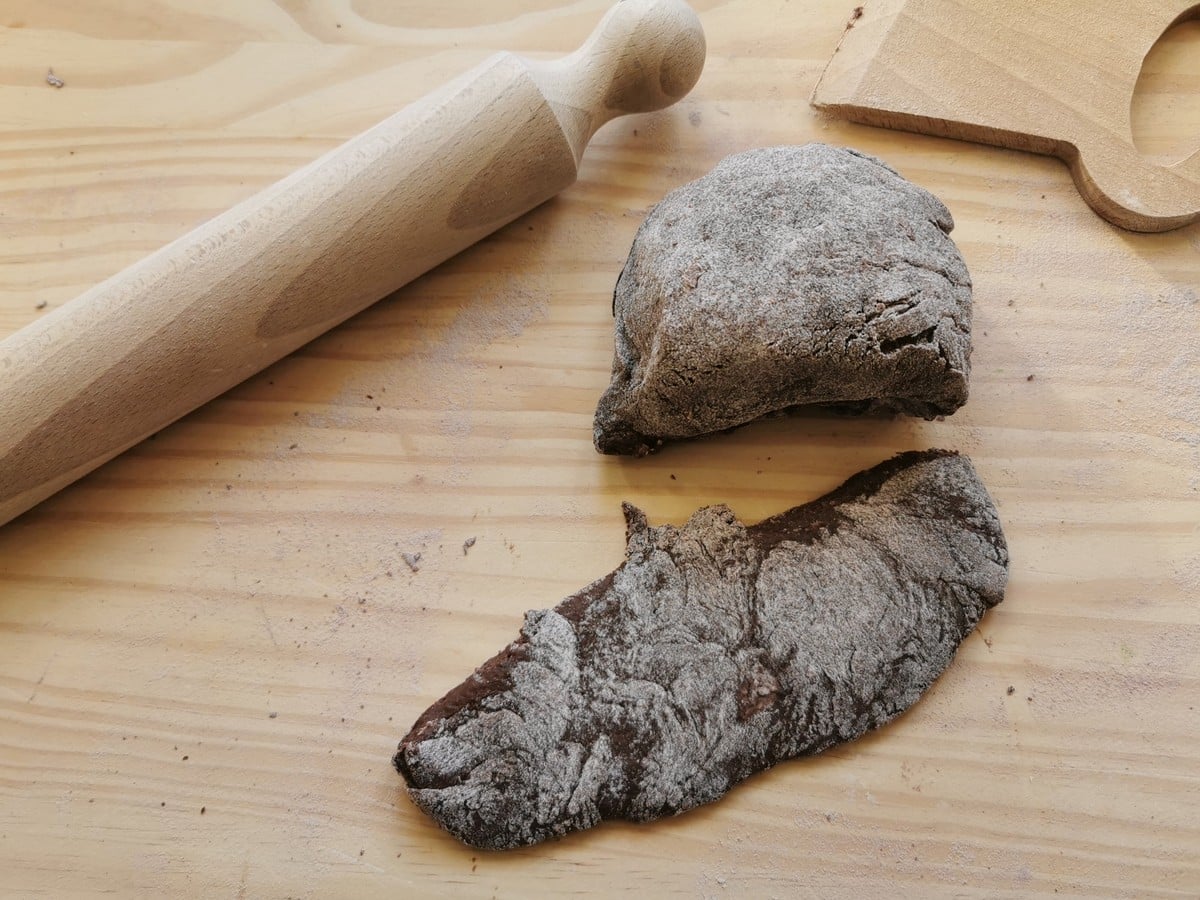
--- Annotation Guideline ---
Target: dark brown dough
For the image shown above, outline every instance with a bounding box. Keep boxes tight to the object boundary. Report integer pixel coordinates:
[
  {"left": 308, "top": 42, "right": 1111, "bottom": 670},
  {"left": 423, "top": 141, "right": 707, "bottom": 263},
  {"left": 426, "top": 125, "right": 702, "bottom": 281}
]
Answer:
[
  {"left": 394, "top": 450, "right": 1007, "bottom": 849},
  {"left": 594, "top": 144, "right": 973, "bottom": 455}
]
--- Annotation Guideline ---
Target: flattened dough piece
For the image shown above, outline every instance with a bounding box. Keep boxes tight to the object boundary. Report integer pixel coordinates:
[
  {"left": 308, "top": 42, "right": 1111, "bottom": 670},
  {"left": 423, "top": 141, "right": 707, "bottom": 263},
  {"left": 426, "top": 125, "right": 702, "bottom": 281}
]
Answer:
[
  {"left": 594, "top": 144, "right": 973, "bottom": 455},
  {"left": 394, "top": 450, "right": 1008, "bottom": 849}
]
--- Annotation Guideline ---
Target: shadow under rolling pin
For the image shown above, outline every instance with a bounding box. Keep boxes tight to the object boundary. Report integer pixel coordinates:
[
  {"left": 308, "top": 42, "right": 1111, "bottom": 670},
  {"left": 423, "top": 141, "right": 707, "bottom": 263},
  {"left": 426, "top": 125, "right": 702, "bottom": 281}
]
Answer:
[{"left": 0, "top": 0, "right": 706, "bottom": 527}]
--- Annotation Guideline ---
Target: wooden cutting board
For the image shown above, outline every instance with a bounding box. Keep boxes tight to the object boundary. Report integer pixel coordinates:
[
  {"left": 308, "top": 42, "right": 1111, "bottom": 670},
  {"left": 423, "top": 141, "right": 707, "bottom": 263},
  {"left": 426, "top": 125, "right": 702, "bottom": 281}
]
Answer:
[
  {"left": 812, "top": 0, "right": 1200, "bottom": 232},
  {"left": 1, "top": 1, "right": 1197, "bottom": 896}
]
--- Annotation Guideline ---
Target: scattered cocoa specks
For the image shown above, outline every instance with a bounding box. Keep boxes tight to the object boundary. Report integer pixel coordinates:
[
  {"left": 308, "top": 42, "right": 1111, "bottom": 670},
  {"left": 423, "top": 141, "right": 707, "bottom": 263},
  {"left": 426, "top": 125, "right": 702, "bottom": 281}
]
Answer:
[
  {"left": 288, "top": 443, "right": 298, "bottom": 450},
  {"left": 1006, "top": 685, "right": 1015, "bottom": 695},
  {"left": 462, "top": 537, "right": 476, "bottom": 555},
  {"left": 402, "top": 552, "right": 422, "bottom": 573},
  {"left": 670, "top": 474, "right": 677, "bottom": 481},
  {"left": 842, "top": 5, "right": 863, "bottom": 34},
  {"left": 1026, "top": 374, "right": 1035, "bottom": 382},
  {"left": 200, "top": 806, "right": 206, "bottom": 815},
  {"left": 46, "top": 69, "right": 64, "bottom": 88},
  {"left": 35, "top": 300, "right": 47, "bottom": 310},
  {"left": 268, "top": 711, "right": 278, "bottom": 719}
]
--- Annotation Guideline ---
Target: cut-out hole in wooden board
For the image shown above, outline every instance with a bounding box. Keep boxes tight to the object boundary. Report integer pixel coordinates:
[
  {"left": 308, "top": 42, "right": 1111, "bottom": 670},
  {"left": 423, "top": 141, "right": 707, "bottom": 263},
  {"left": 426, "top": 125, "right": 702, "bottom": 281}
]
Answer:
[{"left": 1132, "top": 15, "right": 1200, "bottom": 165}]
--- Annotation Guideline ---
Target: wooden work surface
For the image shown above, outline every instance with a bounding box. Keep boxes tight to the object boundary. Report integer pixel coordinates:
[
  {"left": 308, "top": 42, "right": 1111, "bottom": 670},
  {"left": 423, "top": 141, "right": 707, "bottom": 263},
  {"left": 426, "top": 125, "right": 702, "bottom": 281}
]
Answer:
[{"left": 1, "top": 2, "right": 1197, "bottom": 896}]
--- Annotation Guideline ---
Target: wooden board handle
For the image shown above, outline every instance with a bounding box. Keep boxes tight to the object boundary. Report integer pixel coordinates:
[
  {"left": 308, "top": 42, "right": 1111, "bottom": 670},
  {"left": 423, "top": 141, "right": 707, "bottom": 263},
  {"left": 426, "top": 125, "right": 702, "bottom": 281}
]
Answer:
[
  {"left": 0, "top": 0, "right": 705, "bottom": 527},
  {"left": 811, "top": 0, "right": 1200, "bottom": 232}
]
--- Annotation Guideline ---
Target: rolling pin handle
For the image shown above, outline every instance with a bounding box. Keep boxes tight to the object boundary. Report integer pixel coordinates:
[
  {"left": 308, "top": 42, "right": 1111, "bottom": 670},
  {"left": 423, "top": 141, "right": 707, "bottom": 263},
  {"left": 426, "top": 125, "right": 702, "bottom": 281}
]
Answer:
[{"left": 531, "top": 0, "right": 706, "bottom": 161}]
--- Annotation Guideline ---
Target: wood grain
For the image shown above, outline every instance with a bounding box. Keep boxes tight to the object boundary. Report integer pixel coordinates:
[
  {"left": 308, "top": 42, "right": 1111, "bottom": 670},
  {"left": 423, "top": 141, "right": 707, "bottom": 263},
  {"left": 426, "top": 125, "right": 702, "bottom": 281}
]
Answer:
[
  {"left": 812, "top": 0, "right": 1200, "bottom": 232},
  {"left": 1, "top": 1, "right": 1198, "bottom": 897}
]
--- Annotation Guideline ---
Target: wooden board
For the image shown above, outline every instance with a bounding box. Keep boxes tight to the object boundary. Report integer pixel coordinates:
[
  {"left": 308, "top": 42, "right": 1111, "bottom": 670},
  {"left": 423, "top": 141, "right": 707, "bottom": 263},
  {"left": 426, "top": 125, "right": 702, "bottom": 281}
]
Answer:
[
  {"left": 812, "top": 0, "right": 1200, "bottom": 232},
  {"left": 1, "top": 1, "right": 1198, "bottom": 896}
]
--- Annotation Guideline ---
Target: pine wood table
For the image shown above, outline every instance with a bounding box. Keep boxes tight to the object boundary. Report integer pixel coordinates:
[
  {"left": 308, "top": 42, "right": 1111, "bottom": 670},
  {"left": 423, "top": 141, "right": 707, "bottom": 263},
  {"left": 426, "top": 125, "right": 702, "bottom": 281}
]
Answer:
[{"left": 1, "top": 2, "right": 1197, "bottom": 896}]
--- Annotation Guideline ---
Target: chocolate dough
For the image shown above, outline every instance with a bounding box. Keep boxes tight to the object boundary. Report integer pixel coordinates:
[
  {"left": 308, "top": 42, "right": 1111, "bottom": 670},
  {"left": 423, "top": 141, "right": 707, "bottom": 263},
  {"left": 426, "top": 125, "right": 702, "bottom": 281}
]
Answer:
[
  {"left": 594, "top": 144, "right": 973, "bottom": 455},
  {"left": 394, "top": 450, "right": 1008, "bottom": 849}
]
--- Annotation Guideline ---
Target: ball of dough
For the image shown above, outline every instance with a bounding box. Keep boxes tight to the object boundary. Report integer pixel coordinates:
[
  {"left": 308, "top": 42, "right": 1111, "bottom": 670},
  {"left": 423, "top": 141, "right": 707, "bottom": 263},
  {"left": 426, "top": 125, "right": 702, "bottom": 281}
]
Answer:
[{"left": 594, "top": 144, "right": 973, "bottom": 455}]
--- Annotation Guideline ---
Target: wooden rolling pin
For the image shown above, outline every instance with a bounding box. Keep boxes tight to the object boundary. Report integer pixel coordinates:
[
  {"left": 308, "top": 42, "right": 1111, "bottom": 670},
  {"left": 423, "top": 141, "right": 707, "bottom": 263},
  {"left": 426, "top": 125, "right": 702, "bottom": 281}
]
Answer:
[{"left": 0, "top": 0, "right": 705, "bottom": 527}]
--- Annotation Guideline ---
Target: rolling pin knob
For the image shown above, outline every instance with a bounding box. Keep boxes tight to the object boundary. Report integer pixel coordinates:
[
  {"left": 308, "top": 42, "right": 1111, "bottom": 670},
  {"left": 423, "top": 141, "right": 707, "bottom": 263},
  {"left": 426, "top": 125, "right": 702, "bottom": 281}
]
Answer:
[
  {"left": 0, "top": 0, "right": 707, "bottom": 527},
  {"left": 531, "top": 0, "right": 706, "bottom": 162},
  {"left": 572, "top": 0, "right": 706, "bottom": 115}
]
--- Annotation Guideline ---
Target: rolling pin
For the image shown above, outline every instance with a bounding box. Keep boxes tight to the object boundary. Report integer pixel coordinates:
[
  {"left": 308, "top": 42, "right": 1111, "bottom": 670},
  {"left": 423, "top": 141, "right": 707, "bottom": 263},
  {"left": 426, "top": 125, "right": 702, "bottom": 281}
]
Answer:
[{"left": 0, "top": 0, "right": 706, "bottom": 527}]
